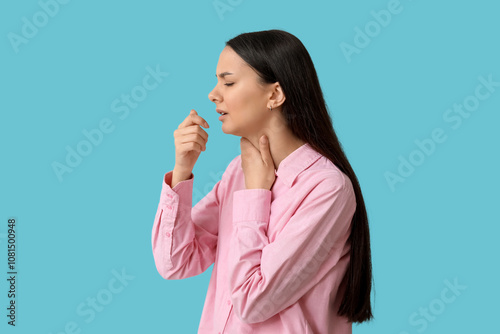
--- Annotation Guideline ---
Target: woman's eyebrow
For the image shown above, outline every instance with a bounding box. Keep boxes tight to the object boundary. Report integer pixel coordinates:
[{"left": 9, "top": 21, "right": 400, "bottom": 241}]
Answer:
[{"left": 216, "top": 72, "right": 234, "bottom": 79}]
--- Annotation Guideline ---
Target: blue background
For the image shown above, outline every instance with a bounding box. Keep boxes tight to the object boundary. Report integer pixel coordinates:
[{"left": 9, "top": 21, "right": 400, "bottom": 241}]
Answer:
[{"left": 1, "top": 0, "right": 498, "bottom": 333}]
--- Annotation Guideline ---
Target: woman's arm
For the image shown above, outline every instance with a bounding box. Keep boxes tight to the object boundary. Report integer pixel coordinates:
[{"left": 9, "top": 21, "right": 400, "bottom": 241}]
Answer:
[
  {"left": 151, "top": 169, "right": 223, "bottom": 280},
  {"left": 228, "top": 170, "right": 357, "bottom": 323}
]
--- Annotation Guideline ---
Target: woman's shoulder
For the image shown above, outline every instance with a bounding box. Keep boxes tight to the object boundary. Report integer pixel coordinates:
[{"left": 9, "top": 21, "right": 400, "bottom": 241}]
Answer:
[{"left": 300, "top": 155, "right": 354, "bottom": 194}]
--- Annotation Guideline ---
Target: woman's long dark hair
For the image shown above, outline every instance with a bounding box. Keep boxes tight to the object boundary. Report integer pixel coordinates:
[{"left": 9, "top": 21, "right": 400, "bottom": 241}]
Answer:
[{"left": 226, "top": 29, "right": 373, "bottom": 323}]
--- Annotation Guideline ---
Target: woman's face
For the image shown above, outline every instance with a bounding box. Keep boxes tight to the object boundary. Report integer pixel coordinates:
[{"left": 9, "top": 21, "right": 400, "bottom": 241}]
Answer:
[{"left": 208, "top": 46, "right": 274, "bottom": 137}]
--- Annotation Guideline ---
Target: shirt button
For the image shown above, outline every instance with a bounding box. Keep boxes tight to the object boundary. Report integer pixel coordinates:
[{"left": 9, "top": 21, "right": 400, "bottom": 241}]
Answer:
[
  {"left": 166, "top": 205, "right": 171, "bottom": 210},
  {"left": 167, "top": 194, "right": 172, "bottom": 198},
  {"left": 227, "top": 299, "right": 231, "bottom": 305},
  {"left": 165, "top": 232, "right": 171, "bottom": 237}
]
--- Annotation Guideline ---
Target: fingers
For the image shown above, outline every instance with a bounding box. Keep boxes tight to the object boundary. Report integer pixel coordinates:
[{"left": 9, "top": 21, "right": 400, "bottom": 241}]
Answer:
[
  {"left": 174, "top": 109, "right": 209, "bottom": 152},
  {"left": 240, "top": 137, "right": 254, "bottom": 147},
  {"left": 181, "top": 131, "right": 208, "bottom": 151},
  {"left": 178, "top": 141, "right": 204, "bottom": 152},
  {"left": 259, "top": 135, "right": 272, "bottom": 163},
  {"left": 261, "top": 136, "right": 271, "bottom": 151},
  {"left": 174, "top": 128, "right": 208, "bottom": 151},
  {"left": 178, "top": 109, "right": 209, "bottom": 129}
]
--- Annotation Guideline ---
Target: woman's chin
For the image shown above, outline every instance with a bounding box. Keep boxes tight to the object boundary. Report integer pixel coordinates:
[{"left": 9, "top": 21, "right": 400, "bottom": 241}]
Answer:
[
  {"left": 221, "top": 123, "right": 233, "bottom": 135},
  {"left": 221, "top": 122, "right": 245, "bottom": 137}
]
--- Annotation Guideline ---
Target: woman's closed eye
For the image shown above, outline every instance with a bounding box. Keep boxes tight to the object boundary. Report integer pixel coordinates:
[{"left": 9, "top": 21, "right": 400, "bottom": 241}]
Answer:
[{"left": 224, "top": 83, "right": 234, "bottom": 86}]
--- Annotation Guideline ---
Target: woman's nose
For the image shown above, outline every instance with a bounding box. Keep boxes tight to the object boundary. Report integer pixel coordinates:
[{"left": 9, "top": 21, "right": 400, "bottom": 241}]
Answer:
[{"left": 208, "top": 86, "right": 219, "bottom": 103}]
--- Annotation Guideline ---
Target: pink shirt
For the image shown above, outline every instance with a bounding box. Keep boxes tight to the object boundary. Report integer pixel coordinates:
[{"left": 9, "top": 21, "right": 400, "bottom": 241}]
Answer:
[{"left": 152, "top": 143, "right": 356, "bottom": 333}]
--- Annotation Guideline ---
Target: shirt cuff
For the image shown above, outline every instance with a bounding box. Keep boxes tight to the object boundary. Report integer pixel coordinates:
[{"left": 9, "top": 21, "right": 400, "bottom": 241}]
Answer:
[
  {"left": 233, "top": 189, "right": 272, "bottom": 223},
  {"left": 161, "top": 171, "right": 194, "bottom": 218}
]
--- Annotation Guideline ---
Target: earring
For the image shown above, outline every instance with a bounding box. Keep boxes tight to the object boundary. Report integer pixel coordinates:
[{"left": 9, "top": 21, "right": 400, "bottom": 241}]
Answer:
[{"left": 269, "top": 105, "right": 273, "bottom": 111}]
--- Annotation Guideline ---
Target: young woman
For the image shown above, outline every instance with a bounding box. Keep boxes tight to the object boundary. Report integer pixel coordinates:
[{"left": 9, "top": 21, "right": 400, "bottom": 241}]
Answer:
[{"left": 152, "top": 29, "right": 373, "bottom": 333}]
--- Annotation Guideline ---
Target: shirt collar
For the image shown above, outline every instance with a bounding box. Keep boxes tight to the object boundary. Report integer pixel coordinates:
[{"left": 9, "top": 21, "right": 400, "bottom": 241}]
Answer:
[{"left": 274, "top": 142, "right": 323, "bottom": 188}]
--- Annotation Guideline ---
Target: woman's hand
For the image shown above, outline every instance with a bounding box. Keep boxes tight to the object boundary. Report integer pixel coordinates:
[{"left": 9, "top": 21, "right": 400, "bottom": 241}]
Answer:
[
  {"left": 240, "top": 135, "right": 276, "bottom": 190},
  {"left": 172, "top": 109, "right": 209, "bottom": 187}
]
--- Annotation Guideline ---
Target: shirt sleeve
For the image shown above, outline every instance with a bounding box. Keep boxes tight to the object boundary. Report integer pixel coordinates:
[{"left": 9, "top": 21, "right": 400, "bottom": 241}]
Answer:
[
  {"left": 228, "top": 171, "right": 357, "bottom": 323},
  {"left": 151, "top": 169, "right": 222, "bottom": 280}
]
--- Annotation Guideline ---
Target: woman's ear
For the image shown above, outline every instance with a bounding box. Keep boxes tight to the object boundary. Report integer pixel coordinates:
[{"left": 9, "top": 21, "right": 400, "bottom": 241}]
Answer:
[{"left": 269, "top": 82, "right": 286, "bottom": 108}]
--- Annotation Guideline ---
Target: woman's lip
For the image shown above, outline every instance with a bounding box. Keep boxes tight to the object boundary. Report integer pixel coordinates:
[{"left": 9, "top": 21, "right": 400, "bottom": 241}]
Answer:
[{"left": 218, "top": 114, "right": 227, "bottom": 121}]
